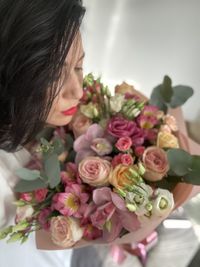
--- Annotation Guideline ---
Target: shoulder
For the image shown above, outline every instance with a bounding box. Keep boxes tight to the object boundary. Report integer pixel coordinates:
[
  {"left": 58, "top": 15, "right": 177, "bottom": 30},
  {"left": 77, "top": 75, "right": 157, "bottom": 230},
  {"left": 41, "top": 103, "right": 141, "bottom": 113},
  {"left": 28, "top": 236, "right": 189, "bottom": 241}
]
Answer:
[{"left": 0, "top": 148, "right": 31, "bottom": 228}]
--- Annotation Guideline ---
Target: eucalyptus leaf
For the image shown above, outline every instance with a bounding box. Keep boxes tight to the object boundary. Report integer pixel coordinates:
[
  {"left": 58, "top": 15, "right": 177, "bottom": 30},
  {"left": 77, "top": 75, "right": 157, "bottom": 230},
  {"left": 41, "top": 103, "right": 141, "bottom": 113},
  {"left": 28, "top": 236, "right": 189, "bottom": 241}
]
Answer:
[
  {"left": 52, "top": 138, "right": 65, "bottom": 155},
  {"left": 170, "top": 85, "right": 194, "bottom": 108},
  {"left": 149, "top": 85, "right": 168, "bottom": 113},
  {"left": 183, "top": 156, "right": 200, "bottom": 185},
  {"left": 167, "top": 148, "right": 192, "bottom": 176},
  {"left": 14, "top": 179, "right": 47, "bottom": 192},
  {"left": 44, "top": 153, "right": 61, "bottom": 188},
  {"left": 65, "top": 134, "right": 74, "bottom": 151},
  {"left": 15, "top": 168, "right": 41, "bottom": 181},
  {"left": 160, "top": 75, "right": 173, "bottom": 103},
  {"left": 40, "top": 138, "right": 50, "bottom": 146}
]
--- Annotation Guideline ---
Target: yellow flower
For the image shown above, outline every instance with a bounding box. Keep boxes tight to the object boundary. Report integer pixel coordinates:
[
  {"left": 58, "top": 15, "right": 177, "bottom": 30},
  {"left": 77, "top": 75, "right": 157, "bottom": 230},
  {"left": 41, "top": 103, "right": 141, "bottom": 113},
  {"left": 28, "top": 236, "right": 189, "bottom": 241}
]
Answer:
[{"left": 157, "top": 131, "right": 179, "bottom": 149}]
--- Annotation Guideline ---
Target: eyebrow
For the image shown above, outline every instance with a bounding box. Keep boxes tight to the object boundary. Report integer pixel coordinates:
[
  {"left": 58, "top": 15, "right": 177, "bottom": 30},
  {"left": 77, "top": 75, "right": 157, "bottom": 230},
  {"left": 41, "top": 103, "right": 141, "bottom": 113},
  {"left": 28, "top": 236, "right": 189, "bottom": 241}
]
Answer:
[
  {"left": 77, "top": 51, "right": 85, "bottom": 62},
  {"left": 63, "top": 52, "right": 85, "bottom": 68}
]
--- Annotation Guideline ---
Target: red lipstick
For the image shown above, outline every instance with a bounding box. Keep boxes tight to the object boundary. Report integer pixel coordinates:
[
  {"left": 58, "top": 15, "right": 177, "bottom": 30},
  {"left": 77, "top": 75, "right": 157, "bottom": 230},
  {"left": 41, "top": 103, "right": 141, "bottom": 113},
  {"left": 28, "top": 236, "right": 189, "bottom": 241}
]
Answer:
[{"left": 61, "top": 106, "right": 78, "bottom": 116}]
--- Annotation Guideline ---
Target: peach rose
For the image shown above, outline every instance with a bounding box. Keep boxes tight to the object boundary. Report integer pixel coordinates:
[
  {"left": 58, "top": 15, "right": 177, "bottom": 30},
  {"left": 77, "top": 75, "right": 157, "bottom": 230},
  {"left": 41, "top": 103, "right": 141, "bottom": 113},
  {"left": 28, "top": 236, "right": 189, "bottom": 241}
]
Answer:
[
  {"left": 78, "top": 156, "right": 111, "bottom": 186},
  {"left": 70, "top": 112, "right": 92, "bottom": 138},
  {"left": 157, "top": 131, "right": 179, "bottom": 149},
  {"left": 109, "top": 164, "right": 141, "bottom": 189},
  {"left": 163, "top": 114, "right": 178, "bottom": 132},
  {"left": 142, "top": 146, "right": 169, "bottom": 181},
  {"left": 50, "top": 216, "right": 83, "bottom": 248},
  {"left": 115, "top": 82, "right": 136, "bottom": 95}
]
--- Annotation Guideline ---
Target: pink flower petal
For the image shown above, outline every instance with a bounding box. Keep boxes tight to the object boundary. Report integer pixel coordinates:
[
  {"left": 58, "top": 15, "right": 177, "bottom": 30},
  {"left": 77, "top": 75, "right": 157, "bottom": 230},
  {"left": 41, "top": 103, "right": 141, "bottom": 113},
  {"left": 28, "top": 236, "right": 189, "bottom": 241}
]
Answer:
[
  {"left": 111, "top": 192, "right": 127, "bottom": 211},
  {"left": 118, "top": 210, "right": 140, "bottom": 232},
  {"left": 74, "top": 135, "right": 91, "bottom": 152},
  {"left": 86, "top": 124, "right": 104, "bottom": 140},
  {"left": 93, "top": 187, "right": 112, "bottom": 205},
  {"left": 102, "top": 214, "right": 123, "bottom": 242}
]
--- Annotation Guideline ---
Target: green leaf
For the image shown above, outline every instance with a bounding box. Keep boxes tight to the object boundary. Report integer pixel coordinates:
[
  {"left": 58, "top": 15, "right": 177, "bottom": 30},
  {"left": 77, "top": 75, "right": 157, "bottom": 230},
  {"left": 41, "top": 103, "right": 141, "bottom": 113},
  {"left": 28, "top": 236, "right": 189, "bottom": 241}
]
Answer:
[
  {"left": 40, "top": 138, "right": 50, "bottom": 147},
  {"left": 65, "top": 134, "right": 74, "bottom": 151},
  {"left": 167, "top": 148, "right": 192, "bottom": 176},
  {"left": 15, "top": 168, "right": 40, "bottom": 181},
  {"left": 44, "top": 153, "right": 61, "bottom": 188},
  {"left": 149, "top": 85, "right": 168, "bottom": 113},
  {"left": 14, "top": 179, "right": 47, "bottom": 192},
  {"left": 170, "top": 85, "right": 194, "bottom": 108},
  {"left": 52, "top": 138, "right": 65, "bottom": 155},
  {"left": 160, "top": 75, "right": 173, "bottom": 103},
  {"left": 183, "top": 155, "right": 200, "bottom": 185}
]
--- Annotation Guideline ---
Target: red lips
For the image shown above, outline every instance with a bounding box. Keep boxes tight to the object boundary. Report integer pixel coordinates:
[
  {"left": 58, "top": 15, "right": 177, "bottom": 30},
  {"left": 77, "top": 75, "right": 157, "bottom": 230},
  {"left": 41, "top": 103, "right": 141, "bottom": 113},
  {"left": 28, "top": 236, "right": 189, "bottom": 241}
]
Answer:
[{"left": 61, "top": 106, "right": 78, "bottom": 116}]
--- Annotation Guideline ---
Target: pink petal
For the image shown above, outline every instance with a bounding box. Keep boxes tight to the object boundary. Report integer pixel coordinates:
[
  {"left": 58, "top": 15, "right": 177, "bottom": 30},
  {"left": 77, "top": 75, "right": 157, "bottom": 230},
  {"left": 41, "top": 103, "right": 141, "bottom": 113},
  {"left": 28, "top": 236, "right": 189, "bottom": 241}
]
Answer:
[
  {"left": 86, "top": 124, "right": 104, "bottom": 140},
  {"left": 117, "top": 210, "right": 140, "bottom": 232},
  {"left": 75, "top": 149, "right": 96, "bottom": 165},
  {"left": 93, "top": 187, "right": 112, "bottom": 205},
  {"left": 102, "top": 214, "right": 123, "bottom": 242},
  {"left": 74, "top": 135, "right": 91, "bottom": 152},
  {"left": 111, "top": 192, "right": 127, "bottom": 211}
]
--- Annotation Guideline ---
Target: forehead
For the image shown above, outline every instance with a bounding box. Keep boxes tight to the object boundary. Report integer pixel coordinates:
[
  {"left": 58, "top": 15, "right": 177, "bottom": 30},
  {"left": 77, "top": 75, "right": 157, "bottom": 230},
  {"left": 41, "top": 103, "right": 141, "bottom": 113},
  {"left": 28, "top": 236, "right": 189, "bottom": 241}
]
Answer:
[{"left": 66, "top": 33, "right": 83, "bottom": 65}]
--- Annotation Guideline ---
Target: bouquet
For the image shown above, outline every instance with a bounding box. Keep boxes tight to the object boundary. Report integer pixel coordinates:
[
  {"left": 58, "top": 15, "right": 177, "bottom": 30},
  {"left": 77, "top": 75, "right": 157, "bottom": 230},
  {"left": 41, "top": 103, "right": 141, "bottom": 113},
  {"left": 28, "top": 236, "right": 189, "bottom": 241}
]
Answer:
[{"left": 1, "top": 73, "right": 200, "bottom": 248}]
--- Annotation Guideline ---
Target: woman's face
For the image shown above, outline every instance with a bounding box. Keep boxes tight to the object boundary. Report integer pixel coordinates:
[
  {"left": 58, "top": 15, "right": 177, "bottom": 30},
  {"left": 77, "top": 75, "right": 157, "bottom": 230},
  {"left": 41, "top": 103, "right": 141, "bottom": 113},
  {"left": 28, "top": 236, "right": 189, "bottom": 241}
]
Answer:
[{"left": 46, "top": 34, "right": 85, "bottom": 127}]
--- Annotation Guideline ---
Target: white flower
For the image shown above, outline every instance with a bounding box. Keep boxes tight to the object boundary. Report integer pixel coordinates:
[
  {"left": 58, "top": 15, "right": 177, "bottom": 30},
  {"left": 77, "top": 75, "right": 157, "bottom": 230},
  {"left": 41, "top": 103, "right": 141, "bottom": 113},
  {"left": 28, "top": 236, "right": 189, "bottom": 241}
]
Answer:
[
  {"left": 126, "top": 183, "right": 154, "bottom": 216},
  {"left": 152, "top": 188, "right": 174, "bottom": 217},
  {"left": 16, "top": 205, "right": 34, "bottom": 223},
  {"left": 110, "top": 94, "right": 125, "bottom": 113}
]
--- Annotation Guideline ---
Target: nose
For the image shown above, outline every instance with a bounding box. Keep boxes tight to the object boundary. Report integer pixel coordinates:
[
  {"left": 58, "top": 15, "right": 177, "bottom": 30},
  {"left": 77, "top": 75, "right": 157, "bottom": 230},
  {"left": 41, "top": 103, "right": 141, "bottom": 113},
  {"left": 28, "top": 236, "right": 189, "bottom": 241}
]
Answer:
[{"left": 61, "top": 70, "right": 83, "bottom": 101}]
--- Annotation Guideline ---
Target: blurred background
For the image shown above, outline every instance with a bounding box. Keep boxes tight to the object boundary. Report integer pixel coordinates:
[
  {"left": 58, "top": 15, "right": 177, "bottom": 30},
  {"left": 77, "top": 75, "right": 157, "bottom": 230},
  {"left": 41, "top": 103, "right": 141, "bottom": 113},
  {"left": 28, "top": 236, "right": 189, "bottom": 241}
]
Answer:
[
  {"left": 71, "top": 1, "right": 200, "bottom": 266},
  {"left": 82, "top": 0, "right": 200, "bottom": 144}
]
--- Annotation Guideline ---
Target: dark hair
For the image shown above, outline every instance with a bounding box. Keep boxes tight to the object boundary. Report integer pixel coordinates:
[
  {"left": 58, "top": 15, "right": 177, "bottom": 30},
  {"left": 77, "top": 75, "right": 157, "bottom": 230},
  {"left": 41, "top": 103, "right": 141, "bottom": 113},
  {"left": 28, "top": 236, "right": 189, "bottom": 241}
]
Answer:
[{"left": 0, "top": 0, "right": 85, "bottom": 152}]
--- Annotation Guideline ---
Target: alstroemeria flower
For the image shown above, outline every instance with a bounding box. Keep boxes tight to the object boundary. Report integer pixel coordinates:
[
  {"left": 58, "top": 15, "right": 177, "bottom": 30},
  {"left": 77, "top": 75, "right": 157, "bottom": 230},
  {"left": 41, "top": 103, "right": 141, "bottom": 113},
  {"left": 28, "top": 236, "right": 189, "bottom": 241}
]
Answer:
[
  {"left": 74, "top": 124, "right": 113, "bottom": 164},
  {"left": 52, "top": 184, "right": 89, "bottom": 218},
  {"left": 89, "top": 187, "right": 140, "bottom": 242},
  {"left": 137, "top": 106, "right": 159, "bottom": 129}
]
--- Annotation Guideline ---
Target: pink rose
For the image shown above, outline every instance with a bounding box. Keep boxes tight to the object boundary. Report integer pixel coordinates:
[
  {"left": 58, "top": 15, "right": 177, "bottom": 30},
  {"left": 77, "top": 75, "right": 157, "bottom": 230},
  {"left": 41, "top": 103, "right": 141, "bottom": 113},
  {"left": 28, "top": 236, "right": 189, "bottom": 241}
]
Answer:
[
  {"left": 134, "top": 146, "right": 145, "bottom": 157},
  {"left": 20, "top": 193, "right": 33, "bottom": 202},
  {"left": 38, "top": 208, "right": 51, "bottom": 230},
  {"left": 142, "top": 146, "right": 169, "bottom": 181},
  {"left": 107, "top": 116, "right": 136, "bottom": 138},
  {"left": 121, "top": 154, "right": 134, "bottom": 166},
  {"left": 78, "top": 156, "right": 111, "bottom": 186},
  {"left": 115, "top": 137, "right": 132, "bottom": 152},
  {"left": 50, "top": 216, "right": 83, "bottom": 248},
  {"left": 70, "top": 112, "right": 92, "bottom": 138},
  {"left": 34, "top": 188, "right": 48, "bottom": 203}
]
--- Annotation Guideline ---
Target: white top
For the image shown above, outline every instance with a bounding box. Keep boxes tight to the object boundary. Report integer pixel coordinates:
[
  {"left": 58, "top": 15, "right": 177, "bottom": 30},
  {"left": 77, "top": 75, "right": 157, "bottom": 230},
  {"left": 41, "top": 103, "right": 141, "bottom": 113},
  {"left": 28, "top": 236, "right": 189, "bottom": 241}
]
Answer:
[{"left": 0, "top": 148, "right": 72, "bottom": 267}]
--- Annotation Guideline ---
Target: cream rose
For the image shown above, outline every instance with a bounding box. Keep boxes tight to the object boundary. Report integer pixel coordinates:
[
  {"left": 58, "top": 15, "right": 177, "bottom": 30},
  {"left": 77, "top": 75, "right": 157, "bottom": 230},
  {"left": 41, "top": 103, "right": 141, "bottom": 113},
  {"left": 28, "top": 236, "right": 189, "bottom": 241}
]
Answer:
[
  {"left": 70, "top": 112, "right": 92, "bottom": 138},
  {"left": 50, "top": 216, "right": 83, "bottom": 248},
  {"left": 142, "top": 146, "right": 169, "bottom": 181},
  {"left": 78, "top": 156, "right": 111, "bottom": 186}
]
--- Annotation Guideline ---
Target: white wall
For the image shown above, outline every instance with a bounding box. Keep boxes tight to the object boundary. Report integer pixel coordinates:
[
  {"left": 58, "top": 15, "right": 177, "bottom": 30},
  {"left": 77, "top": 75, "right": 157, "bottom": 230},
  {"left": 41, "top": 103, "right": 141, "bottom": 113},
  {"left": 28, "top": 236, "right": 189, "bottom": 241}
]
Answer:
[{"left": 82, "top": 0, "right": 200, "bottom": 122}]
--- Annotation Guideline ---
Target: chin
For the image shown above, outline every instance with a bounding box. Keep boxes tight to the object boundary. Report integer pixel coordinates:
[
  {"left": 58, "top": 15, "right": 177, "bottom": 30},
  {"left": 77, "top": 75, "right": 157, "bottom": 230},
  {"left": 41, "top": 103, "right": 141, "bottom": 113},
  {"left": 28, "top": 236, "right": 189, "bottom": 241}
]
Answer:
[{"left": 47, "top": 116, "right": 73, "bottom": 127}]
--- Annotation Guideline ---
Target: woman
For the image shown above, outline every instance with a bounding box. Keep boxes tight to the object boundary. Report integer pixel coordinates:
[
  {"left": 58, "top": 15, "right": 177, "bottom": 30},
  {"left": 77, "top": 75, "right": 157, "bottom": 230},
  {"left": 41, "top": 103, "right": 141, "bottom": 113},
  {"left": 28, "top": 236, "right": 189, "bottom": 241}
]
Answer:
[{"left": 0, "top": 0, "right": 86, "bottom": 266}]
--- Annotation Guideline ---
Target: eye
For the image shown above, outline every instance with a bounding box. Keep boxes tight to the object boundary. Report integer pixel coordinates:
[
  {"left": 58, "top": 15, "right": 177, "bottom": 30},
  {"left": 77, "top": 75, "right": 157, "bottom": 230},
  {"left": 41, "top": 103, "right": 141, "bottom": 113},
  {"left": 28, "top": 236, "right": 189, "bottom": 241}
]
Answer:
[{"left": 75, "top": 66, "right": 83, "bottom": 72}]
